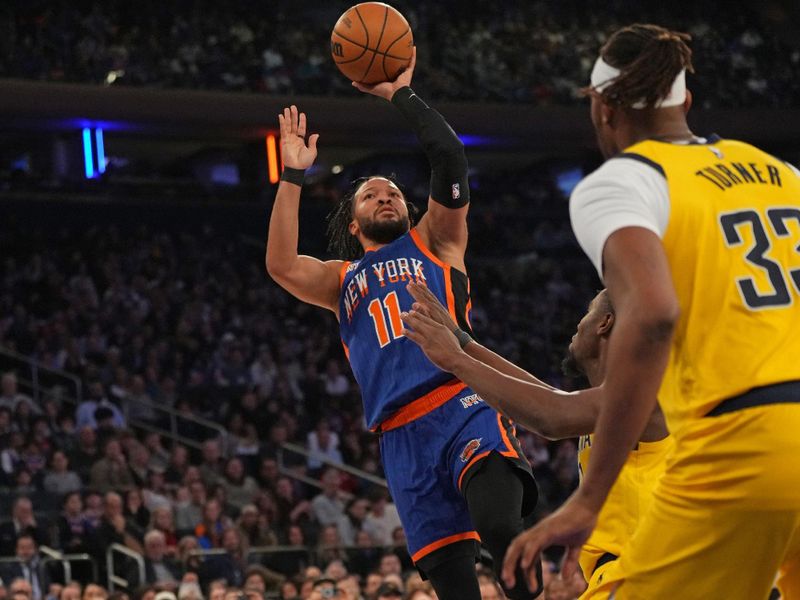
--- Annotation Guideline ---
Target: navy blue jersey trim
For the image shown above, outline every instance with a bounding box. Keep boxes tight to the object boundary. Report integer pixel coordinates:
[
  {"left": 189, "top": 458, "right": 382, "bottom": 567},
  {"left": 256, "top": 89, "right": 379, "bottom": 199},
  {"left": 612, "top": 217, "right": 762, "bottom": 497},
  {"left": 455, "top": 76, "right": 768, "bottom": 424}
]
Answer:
[{"left": 615, "top": 153, "right": 666, "bottom": 178}]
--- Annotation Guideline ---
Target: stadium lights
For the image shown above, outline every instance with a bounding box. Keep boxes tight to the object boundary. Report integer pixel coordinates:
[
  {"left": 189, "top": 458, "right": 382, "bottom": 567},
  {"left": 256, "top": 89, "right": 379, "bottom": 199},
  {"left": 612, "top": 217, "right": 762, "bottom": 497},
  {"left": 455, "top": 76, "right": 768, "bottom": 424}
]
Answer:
[
  {"left": 266, "top": 134, "right": 280, "bottom": 184},
  {"left": 81, "top": 127, "right": 106, "bottom": 178}
]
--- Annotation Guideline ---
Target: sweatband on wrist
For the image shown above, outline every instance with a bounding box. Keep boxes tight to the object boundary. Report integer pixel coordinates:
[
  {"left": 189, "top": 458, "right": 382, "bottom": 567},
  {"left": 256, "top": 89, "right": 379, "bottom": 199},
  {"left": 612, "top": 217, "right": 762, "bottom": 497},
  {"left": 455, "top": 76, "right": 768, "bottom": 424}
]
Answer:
[
  {"left": 454, "top": 328, "right": 473, "bottom": 349},
  {"left": 391, "top": 86, "right": 470, "bottom": 208},
  {"left": 281, "top": 167, "right": 305, "bottom": 186}
]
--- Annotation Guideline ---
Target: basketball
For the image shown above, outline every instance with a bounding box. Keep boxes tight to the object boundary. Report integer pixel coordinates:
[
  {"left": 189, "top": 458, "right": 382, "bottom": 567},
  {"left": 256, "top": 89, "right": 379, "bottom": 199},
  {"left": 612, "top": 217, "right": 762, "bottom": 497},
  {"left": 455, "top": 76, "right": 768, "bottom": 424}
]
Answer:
[{"left": 331, "top": 2, "right": 413, "bottom": 85}]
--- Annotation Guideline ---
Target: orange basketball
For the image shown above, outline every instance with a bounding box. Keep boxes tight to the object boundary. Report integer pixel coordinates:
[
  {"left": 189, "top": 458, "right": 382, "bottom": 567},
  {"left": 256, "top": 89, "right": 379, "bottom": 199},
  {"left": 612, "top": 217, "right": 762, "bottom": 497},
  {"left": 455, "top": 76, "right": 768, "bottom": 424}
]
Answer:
[{"left": 331, "top": 2, "right": 413, "bottom": 85}]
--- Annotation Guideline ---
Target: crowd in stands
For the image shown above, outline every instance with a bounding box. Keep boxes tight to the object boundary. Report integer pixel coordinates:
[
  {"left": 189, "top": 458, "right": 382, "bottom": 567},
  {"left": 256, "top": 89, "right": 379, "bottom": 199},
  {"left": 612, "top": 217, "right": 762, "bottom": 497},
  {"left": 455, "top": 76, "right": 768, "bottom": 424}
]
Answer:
[
  {"left": 0, "top": 173, "right": 596, "bottom": 600},
  {"left": 3, "top": 1, "right": 800, "bottom": 107}
]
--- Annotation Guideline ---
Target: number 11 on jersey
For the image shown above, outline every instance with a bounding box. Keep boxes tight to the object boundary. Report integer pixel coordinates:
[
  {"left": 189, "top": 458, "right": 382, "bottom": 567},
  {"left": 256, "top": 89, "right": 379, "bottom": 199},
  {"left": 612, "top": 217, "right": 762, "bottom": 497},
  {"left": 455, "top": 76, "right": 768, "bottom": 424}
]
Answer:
[{"left": 368, "top": 291, "right": 404, "bottom": 347}]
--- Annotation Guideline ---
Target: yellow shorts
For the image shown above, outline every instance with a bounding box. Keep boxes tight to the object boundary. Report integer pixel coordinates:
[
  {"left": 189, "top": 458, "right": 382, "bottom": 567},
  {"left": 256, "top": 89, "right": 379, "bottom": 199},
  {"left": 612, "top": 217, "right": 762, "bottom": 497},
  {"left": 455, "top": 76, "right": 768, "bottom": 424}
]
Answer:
[
  {"left": 590, "top": 405, "right": 800, "bottom": 600},
  {"left": 579, "top": 557, "right": 620, "bottom": 600}
]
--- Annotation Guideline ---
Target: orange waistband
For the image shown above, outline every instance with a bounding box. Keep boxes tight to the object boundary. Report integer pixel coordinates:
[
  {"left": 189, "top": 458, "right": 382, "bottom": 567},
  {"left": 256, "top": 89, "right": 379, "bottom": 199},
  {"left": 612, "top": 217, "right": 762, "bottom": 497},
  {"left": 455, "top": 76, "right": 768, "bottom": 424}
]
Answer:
[{"left": 375, "top": 379, "right": 467, "bottom": 433}]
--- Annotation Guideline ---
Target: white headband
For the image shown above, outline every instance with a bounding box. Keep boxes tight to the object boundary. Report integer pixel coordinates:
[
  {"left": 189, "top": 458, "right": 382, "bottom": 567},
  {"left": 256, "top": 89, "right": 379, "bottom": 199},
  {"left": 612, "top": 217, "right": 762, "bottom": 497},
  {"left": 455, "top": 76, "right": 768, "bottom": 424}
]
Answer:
[{"left": 590, "top": 56, "right": 686, "bottom": 109}]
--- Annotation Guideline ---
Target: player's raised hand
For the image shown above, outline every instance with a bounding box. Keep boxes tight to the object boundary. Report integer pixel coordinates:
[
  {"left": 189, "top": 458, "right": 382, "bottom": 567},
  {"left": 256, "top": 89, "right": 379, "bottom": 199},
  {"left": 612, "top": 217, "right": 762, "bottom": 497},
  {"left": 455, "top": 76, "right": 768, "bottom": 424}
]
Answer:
[
  {"left": 407, "top": 281, "right": 459, "bottom": 333},
  {"left": 352, "top": 46, "right": 417, "bottom": 101},
  {"left": 502, "top": 492, "right": 598, "bottom": 593},
  {"left": 400, "top": 307, "right": 463, "bottom": 372},
  {"left": 278, "top": 105, "right": 319, "bottom": 170}
]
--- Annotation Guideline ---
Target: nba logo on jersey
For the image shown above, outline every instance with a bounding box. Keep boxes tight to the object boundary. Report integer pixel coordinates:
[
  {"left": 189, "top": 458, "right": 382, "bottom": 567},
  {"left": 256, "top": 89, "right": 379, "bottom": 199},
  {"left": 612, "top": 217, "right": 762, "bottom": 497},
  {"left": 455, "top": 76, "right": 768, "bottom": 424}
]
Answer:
[
  {"left": 452, "top": 183, "right": 460, "bottom": 200},
  {"left": 460, "top": 438, "right": 482, "bottom": 462}
]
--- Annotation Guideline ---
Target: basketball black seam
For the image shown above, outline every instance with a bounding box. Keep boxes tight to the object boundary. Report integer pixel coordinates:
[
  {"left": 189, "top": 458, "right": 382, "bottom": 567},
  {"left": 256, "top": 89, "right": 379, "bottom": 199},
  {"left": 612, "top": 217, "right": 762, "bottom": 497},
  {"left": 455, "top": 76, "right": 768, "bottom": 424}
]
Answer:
[
  {"left": 354, "top": 6, "right": 370, "bottom": 51},
  {"left": 332, "top": 29, "right": 411, "bottom": 60},
  {"left": 380, "top": 27, "right": 411, "bottom": 80},
  {"left": 359, "top": 5, "right": 388, "bottom": 82},
  {"left": 332, "top": 29, "right": 368, "bottom": 63}
]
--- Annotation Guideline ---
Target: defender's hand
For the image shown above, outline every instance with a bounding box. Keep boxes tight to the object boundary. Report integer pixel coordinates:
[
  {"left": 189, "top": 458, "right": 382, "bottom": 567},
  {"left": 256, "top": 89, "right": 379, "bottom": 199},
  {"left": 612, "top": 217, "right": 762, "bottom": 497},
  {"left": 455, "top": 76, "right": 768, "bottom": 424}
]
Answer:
[
  {"left": 407, "top": 281, "right": 459, "bottom": 333},
  {"left": 502, "top": 493, "right": 598, "bottom": 592},
  {"left": 401, "top": 308, "right": 463, "bottom": 372},
  {"left": 278, "top": 105, "right": 319, "bottom": 170},
  {"left": 352, "top": 46, "right": 417, "bottom": 101}
]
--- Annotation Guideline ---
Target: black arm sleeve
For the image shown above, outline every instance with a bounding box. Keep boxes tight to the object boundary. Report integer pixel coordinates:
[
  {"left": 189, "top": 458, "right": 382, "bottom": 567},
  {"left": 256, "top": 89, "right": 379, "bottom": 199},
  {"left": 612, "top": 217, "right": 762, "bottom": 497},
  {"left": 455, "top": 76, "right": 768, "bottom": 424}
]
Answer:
[{"left": 391, "top": 86, "right": 470, "bottom": 208}]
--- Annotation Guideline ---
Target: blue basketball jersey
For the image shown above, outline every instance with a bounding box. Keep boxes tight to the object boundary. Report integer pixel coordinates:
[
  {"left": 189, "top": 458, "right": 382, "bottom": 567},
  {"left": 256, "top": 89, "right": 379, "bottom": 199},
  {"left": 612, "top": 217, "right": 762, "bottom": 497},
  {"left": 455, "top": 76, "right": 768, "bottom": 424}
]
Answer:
[{"left": 339, "top": 228, "right": 472, "bottom": 429}]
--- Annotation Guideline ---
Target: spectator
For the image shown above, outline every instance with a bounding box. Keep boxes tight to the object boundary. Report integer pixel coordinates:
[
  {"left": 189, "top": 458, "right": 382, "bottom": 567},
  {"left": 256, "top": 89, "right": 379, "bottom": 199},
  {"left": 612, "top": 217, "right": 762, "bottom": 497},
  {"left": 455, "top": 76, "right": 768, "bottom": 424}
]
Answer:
[
  {"left": 198, "top": 527, "right": 247, "bottom": 589},
  {"left": 75, "top": 382, "right": 124, "bottom": 430},
  {"left": 69, "top": 427, "right": 99, "bottom": 484},
  {"left": 124, "top": 488, "right": 151, "bottom": 532},
  {"left": 236, "top": 504, "right": 277, "bottom": 549},
  {"left": 128, "top": 443, "right": 152, "bottom": 488},
  {"left": 81, "top": 584, "right": 108, "bottom": 600},
  {"left": 1, "top": 535, "right": 50, "bottom": 600},
  {"left": 127, "top": 530, "right": 181, "bottom": 589},
  {"left": 176, "top": 536, "right": 202, "bottom": 575},
  {"left": 362, "top": 489, "right": 401, "bottom": 547},
  {"left": 0, "top": 497, "right": 48, "bottom": 556},
  {"left": 175, "top": 481, "right": 206, "bottom": 535},
  {"left": 243, "top": 564, "right": 284, "bottom": 596},
  {"left": 306, "top": 420, "right": 342, "bottom": 472},
  {"left": 89, "top": 438, "right": 135, "bottom": 493},
  {"left": 57, "top": 491, "right": 91, "bottom": 553},
  {"left": 87, "top": 491, "right": 144, "bottom": 569},
  {"left": 1, "top": 431, "right": 25, "bottom": 480},
  {"left": 221, "top": 458, "right": 259, "bottom": 512},
  {"left": 0, "top": 373, "right": 38, "bottom": 415},
  {"left": 164, "top": 445, "right": 190, "bottom": 487},
  {"left": 336, "top": 497, "right": 369, "bottom": 547},
  {"left": 194, "top": 499, "right": 231, "bottom": 549},
  {"left": 273, "top": 478, "right": 311, "bottom": 533},
  {"left": 316, "top": 525, "right": 345, "bottom": 568},
  {"left": 149, "top": 507, "right": 178, "bottom": 556},
  {"left": 59, "top": 582, "right": 82, "bottom": 600},
  {"left": 310, "top": 469, "right": 345, "bottom": 527},
  {"left": 198, "top": 440, "right": 224, "bottom": 489},
  {"left": 374, "top": 583, "right": 402, "bottom": 600},
  {"left": 43, "top": 450, "right": 82, "bottom": 496}
]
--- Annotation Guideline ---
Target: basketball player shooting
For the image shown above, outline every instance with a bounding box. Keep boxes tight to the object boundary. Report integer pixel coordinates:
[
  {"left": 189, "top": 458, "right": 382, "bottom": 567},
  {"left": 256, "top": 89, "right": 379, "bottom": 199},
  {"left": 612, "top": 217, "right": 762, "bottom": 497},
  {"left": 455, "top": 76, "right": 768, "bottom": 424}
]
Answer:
[{"left": 266, "top": 48, "right": 542, "bottom": 600}]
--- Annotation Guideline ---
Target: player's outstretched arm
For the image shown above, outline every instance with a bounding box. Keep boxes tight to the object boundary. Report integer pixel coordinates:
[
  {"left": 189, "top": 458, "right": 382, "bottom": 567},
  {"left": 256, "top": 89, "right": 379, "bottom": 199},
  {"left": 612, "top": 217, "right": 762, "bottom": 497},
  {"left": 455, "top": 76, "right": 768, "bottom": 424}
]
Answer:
[
  {"left": 266, "top": 105, "right": 343, "bottom": 313},
  {"left": 408, "top": 281, "right": 556, "bottom": 390},
  {"left": 401, "top": 300, "right": 601, "bottom": 440},
  {"left": 353, "top": 48, "right": 469, "bottom": 270}
]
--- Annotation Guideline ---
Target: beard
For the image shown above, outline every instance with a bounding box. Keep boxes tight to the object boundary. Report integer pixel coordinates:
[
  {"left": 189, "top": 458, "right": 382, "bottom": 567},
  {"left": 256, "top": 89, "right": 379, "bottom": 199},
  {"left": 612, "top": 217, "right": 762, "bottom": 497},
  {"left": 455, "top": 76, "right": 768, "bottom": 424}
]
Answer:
[
  {"left": 359, "top": 214, "right": 410, "bottom": 245},
  {"left": 560, "top": 348, "right": 585, "bottom": 378}
]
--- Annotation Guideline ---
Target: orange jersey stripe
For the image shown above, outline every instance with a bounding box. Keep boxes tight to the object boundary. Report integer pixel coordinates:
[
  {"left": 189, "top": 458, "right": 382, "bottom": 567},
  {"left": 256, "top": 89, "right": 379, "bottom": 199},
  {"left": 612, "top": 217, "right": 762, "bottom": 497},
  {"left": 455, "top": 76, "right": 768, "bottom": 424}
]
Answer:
[
  {"left": 408, "top": 228, "right": 447, "bottom": 268},
  {"left": 375, "top": 379, "right": 466, "bottom": 432},
  {"left": 411, "top": 531, "right": 481, "bottom": 563},
  {"left": 338, "top": 261, "right": 352, "bottom": 288},
  {"left": 498, "top": 413, "right": 519, "bottom": 458}
]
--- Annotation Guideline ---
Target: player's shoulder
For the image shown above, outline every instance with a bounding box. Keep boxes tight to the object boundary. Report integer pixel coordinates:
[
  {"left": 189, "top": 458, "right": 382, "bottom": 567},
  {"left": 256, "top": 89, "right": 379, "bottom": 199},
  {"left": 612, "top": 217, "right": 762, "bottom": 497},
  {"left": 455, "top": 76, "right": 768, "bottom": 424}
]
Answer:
[{"left": 572, "top": 153, "right": 666, "bottom": 202}]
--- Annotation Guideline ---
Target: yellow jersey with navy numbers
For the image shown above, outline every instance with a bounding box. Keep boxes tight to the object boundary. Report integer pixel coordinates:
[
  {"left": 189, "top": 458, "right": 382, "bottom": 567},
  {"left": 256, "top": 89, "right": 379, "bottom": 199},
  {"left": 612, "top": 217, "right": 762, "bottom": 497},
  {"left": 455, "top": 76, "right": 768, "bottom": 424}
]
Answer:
[
  {"left": 577, "top": 433, "right": 672, "bottom": 579},
  {"left": 623, "top": 138, "right": 800, "bottom": 436}
]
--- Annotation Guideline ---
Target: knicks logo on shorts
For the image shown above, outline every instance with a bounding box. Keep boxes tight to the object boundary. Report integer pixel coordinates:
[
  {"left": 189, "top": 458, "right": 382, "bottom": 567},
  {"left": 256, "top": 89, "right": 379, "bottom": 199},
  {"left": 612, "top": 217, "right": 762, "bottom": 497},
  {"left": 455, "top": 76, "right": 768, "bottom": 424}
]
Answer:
[
  {"left": 460, "top": 438, "right": 482, "bottom": 463},
  {"left": 460, "top": 393, "right": 483, "bottom": 409}
]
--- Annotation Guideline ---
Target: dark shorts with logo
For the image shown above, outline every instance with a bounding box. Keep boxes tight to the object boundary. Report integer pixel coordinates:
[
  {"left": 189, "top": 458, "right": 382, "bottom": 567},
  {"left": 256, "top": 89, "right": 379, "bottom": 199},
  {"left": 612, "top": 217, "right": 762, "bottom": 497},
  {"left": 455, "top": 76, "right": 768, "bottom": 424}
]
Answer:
[{"left": 378, "top": 387, "right": 536, "bottom": 566}]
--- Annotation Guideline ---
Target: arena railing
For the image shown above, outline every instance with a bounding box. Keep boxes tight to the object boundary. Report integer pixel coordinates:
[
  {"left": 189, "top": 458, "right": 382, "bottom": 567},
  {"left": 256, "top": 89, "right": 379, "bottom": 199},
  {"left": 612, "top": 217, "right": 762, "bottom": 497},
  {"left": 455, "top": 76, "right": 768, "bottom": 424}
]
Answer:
[
  {"left": 0, "top": 345, "right": 83, "bottom": 404},
  {"left": 40, "top": 545, "right": 99, "bottom": 584},
  {"left": 278, "top": 442, "right": 388, "bottom": 490},
  {"left": 0, "top": 344, "right": 226, "bottom": 452},
  {"left": 107, "top": 543, "right": 145, "bottom": 592}
]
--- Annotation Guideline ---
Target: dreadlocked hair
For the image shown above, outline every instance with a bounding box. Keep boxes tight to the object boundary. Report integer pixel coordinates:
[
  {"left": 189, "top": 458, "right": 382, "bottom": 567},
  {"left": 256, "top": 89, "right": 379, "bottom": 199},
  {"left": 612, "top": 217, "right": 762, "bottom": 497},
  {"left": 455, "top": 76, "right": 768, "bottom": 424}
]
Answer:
[
  {"left": 325, "top": 174, "right": 418, "bottom": 260},
  {"left": 598, "top": 24, "right": 694, "bottom": 109}
]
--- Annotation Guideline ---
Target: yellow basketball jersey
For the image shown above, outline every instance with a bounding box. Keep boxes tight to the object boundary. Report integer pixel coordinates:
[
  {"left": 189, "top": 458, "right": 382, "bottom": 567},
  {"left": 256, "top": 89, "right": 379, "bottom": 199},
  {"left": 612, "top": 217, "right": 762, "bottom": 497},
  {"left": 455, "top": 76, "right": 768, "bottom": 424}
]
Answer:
[
  {"left": 624, "top": 138, "right": 800, "bottom": 436},
  {"left": 577, "top": 433, "right": 672, "bottom": 579}
]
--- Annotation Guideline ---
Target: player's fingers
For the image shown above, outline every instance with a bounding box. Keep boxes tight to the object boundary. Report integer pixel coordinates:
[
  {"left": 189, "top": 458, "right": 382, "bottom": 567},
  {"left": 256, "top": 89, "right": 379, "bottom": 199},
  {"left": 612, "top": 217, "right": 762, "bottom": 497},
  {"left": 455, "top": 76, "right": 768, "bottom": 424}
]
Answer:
[
  {"left": 308, "top": 133, "right": 319, "bottom": 153},
  {"left": 290, "top": 105, "right": 299, "bottom": 133},
  {"left": 283, "top": 107, "right": 292, "bottom": 134},
  {"left": 351, "top": 81, "right": 371, "bottom": 93},
  {"left": 278, "top": 114, "right": 286, "bottom": 137},
  {"left": 297, "top": 112, "right": 307, "bottom": 138},
  {"left": 409, "top": 45, "right": 417, "bottom": 70},
  {"left": 561, "top": 544, "right": 582, "bottom": 581},
  {"left": 502, "top": 537, "right": 523, "bottom": 588}
]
